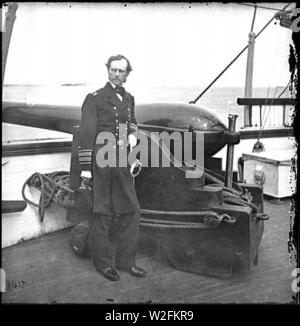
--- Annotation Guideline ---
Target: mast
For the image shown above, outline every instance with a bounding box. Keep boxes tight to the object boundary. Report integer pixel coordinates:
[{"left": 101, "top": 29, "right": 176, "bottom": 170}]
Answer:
[
  {"left": 244, "top": 5, "right": 257, "bottom": 127},
  {"left": 2, "top": 2, "right": 18, "bottom": 86},
  {"left": 244, "top": 32, "right": 255, "bottom": 127}
]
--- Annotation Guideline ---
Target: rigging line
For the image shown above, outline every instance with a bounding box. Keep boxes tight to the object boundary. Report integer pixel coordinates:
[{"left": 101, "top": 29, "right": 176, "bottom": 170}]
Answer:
[
  {"left": 259, "top": 85, "right": 281, "bottom": 136},
  {"left": 257, "top": 81, "right": 290, "bottom": 141},
  {"left": 260, "top": 84, "right": 281, "bottom": 139},
  {"left": 250, "top": 4, "right": 257, "bottom": 33},
  {"left": 265, "top": 86, "right": 280, "bottom": 129},
  {"left": 258, "top": 87, "right": 278, "bottom": 140},
  {"left": 239, "top": 3, "right": 291, "bottom": 12},
  {"left": 255, "top": 3, "right": 292, "bottom": 39},
  {"left": 259, "top": 86, "right": 272, "bottom": 131},
  {"left": 258, "top": 28, "right": 290, "bottom": 139},
  {"left": 189, "top": 2, "right": 292, "bottom": 105}
]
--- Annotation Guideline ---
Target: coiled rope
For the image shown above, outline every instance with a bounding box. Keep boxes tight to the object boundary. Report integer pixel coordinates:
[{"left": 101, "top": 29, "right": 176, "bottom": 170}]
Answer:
[{"left": 22, "top": 171, "right": 74, "bottom": 221}]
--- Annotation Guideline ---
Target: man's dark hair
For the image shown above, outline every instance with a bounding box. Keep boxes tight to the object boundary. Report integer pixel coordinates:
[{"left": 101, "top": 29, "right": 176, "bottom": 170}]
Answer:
[{"left": 105, "top": 54, "right": 133, "bottom": 75}]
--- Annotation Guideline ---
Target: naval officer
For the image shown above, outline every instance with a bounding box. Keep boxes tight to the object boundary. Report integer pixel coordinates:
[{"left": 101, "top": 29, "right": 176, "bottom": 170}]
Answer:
[{"left": 77, "top": 54, "right": 146, "bottom": 281}]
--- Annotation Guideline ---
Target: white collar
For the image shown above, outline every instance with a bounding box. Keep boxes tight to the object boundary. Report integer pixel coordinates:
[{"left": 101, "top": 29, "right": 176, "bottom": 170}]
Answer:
[
  {"left": 110, "top": 81, "right": 124, "bottom": 90},
  {"left": 110, "top": 82, "right": 123, "bottom": 100}
]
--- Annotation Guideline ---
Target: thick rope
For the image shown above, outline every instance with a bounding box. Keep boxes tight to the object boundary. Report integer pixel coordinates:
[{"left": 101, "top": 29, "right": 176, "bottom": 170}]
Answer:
[{"left": 22, "top": 171, "right": 73, "bottom": 221}]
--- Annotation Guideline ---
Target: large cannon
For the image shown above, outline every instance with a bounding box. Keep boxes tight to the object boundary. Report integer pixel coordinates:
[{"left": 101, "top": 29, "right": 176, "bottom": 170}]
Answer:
[{"left": 66, "top": 103, "right": 267, "bottom": 278}]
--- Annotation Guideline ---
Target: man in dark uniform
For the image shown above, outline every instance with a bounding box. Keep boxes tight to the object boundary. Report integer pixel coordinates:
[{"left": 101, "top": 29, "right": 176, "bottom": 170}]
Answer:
[{"left": 77, "top": 54, "right": 146, "bottom": 281}]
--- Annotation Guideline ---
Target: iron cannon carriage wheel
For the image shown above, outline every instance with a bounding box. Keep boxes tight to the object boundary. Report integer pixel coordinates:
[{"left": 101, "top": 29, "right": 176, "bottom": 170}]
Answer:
[{"left": 69, "top": 222, "right": 91, "bottom": 258}]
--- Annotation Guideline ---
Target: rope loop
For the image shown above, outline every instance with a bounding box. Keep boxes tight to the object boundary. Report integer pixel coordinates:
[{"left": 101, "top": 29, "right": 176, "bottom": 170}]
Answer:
[
  {"left": 22, "top": 171, "right": 74, "bottom": 221},
  {"left": 256, "top": 213, "right": 270, "bottom": 221},
  {"left": 221, "top": 213, "right": 237, "bottom": 224}
]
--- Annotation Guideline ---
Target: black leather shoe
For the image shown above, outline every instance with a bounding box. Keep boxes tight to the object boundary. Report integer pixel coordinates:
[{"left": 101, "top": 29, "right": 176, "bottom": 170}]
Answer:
[
  {"left": 118, "top": 265, "right": 146, "bottom": 278},
  {"left": 100, "top": 267, "right": 120, "bottom": 282}
]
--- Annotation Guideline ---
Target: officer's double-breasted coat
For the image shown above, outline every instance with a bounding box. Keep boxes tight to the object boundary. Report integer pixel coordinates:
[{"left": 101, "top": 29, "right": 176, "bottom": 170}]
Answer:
[{"left": 77, "top": 82, "right": 140, "bottom": 215}]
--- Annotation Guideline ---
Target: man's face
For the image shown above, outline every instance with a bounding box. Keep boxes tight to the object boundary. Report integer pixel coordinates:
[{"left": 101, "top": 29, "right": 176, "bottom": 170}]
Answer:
[{"left": 108, "top": 59, "right": 128, "bottom": 86}]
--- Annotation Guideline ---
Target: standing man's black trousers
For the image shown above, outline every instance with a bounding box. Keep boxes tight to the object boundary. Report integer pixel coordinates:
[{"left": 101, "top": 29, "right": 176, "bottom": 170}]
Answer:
[{"left": 88, "top": 211, "right": 140, "bottom": 270}]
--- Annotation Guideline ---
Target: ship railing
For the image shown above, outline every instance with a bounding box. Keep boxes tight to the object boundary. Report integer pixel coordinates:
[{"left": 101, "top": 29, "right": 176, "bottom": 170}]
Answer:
[{"left": 237, "top": 98, "right": 294, "bottom": 139}]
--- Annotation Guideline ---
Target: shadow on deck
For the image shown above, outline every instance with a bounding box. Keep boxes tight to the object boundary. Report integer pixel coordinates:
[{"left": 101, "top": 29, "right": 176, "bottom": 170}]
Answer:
[{"left": 2, "top": 197, "right": 296, "bottom": 304}]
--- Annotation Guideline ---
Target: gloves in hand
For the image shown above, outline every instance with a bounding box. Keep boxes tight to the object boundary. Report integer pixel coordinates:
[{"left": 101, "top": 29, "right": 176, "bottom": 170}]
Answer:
[
  {"left": 130, "top": 159, "right": 142, "bottom": 177},
  {"left": 80, "top": 171, "right": 92, "bottom": 190},
  {"left": 128, "top": 134, "right": 137, "bottom": 151},
  {"left": 81, "top": 170, "right": 92, "bottom": 179}
]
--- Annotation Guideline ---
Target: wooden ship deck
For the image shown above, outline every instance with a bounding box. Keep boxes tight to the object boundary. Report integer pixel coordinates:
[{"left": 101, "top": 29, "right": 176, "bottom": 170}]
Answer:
[{"left": 2, "top": 196, "right": 296, "bottom": 304}]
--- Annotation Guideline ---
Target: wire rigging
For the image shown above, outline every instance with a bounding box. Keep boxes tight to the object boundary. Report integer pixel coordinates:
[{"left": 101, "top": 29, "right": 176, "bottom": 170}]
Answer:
[
  {"left": 256, "top": 21, "right": 291, "bottom": 141},
  {"left": 189, "top": 2, "right": 292, "bottom": 105},
  {"left": 238, "top": 3, "right": 291, "bottom": 12},
  {"left": 257, "top": 81, "right": 290, "bottom": 142},
  {"left": 250, "top": 4, "right": 257, "bottom": 33}
]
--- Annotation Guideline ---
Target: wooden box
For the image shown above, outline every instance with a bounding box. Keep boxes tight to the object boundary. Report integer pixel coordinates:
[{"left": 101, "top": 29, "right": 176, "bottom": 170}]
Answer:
[{"left": 242, "top": 150, "right": 295, "bottom": 198}]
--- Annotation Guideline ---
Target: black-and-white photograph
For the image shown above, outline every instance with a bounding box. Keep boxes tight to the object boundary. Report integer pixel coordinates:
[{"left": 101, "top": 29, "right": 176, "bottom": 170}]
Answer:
[{"left": 2, "top": 2, "right": 299, "bottom": 308}]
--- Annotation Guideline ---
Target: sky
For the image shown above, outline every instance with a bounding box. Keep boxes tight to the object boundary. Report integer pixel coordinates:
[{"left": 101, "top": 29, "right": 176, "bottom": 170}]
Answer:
[{"left": 3, "top": 2, "right": 294, "bottom": 89}]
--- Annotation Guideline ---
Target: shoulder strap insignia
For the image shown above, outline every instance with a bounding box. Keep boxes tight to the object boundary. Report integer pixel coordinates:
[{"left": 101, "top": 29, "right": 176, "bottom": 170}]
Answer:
[{"left": 92, "top": 91, "right": 98, "bottom": 96}]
